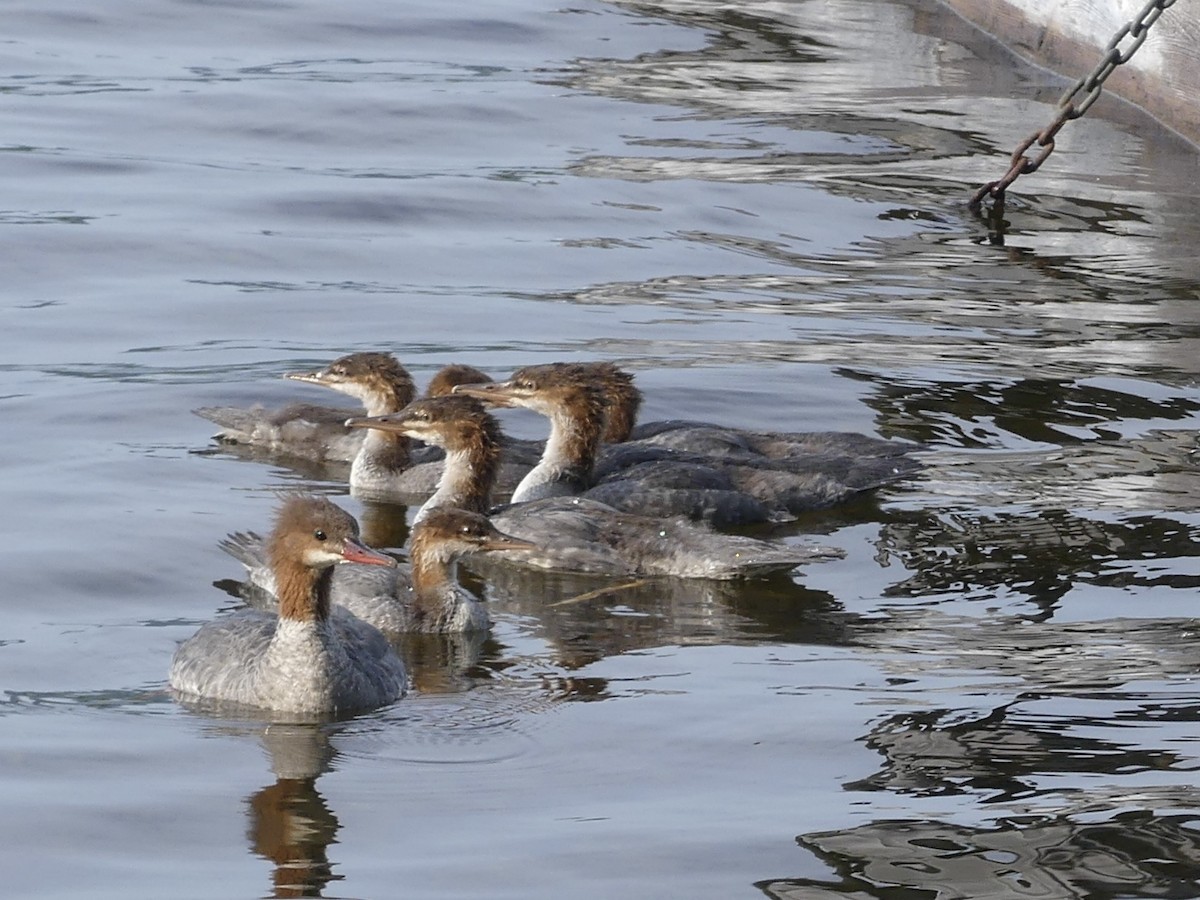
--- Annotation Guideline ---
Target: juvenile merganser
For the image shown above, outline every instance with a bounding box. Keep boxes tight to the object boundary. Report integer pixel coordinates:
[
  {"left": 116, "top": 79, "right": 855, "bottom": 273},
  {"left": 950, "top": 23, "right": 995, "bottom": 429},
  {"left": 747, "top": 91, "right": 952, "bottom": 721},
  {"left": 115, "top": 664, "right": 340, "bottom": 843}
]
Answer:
[
  {"left": 569, "top": 361, "right": 914, "bottom": 464},
  {"left": 455, "top": 363, "right": 920, "bottom": 521},
  {"left": 423, "top": 364, "right": 494, "bottom": 400},
  {"left": 341, "top": 394, "right": 536, "bottom": 503},
  {"left": 549, "top": 361, "right": 641, "bottom": 442},
  {"left": 348, "top": 396, "right": 840, "bottom": 579},
  {"left": 424, "top": 362, "right": 638, "bottom": 440},
  {"left": 347, "top": 395, "right": 500, "bottom": 521},
  {"left": 222, "top": 504, "right": 533, "bottom": 633},
  {"left": 169, "top": 496, "right": 408, "bottom": 714},
  {"left": 195, "top": 352, "right": 417, "bottom": 464},
  {"left": 195, "top": 352, "right": 496, "bottom": 498}
]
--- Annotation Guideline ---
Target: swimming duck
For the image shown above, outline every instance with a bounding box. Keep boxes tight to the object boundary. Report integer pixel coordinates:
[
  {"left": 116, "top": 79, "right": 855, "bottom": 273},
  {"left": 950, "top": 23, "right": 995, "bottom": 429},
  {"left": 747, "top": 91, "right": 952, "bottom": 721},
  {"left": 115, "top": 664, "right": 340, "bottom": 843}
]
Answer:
[
  {"left": 222, "top": 503, "right": 533, "bottom": 633},
  {"left": 347, "top": 396, "right": 840, "bottom": 579},
  {"left": 169, "top": 496, "right": 408, "bottom": 714},
  {"left": 454, "top": 362, "right": 920, "bottom": 522},
  {"left": 195, "top": 352, "right": 417, "bottom": 464}
]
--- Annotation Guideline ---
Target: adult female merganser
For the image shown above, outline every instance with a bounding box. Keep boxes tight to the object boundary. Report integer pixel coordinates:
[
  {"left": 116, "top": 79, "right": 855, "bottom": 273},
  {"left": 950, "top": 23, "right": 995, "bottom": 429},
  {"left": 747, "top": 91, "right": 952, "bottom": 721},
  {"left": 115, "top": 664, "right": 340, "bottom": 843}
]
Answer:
[
  {"left": 222, "top": 504, "right": 533, "bottom": 633},
  {"left": 454, "top": 363, "right": 920, "bottom": 522},
  {"left": 169, "top": 496, "right": 407, "bottom": 714},
  {"left": 347, "top": 396, "right": 840, "bottom": 579},
  {"left": 195, "top": 352, "right": 417, "bottom": 464}
]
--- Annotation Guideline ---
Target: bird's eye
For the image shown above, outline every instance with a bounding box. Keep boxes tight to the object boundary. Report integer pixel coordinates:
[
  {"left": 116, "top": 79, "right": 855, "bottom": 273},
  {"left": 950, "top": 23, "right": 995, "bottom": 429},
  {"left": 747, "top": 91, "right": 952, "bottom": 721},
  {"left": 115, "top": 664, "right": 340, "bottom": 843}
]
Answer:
[{"left": 313, "top": 529, "right": 327, "bottom": 542}]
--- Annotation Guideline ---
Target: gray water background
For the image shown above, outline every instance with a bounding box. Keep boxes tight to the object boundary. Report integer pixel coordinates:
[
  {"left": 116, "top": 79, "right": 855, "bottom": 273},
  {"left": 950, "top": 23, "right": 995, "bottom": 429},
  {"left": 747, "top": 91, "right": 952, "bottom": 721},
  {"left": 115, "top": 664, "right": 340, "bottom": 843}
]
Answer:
[{"left": 4, "top": 0, "right": 1200, "bottom": 897}]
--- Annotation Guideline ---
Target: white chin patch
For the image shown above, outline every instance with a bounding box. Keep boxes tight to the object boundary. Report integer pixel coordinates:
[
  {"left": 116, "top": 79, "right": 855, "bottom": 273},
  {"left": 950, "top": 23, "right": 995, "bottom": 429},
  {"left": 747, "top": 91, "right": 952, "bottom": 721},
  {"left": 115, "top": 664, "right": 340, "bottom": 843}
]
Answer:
[
  {"left": 303, "top": 548, "right": 347, "bottom": 567},
  {"left": 330, "top": 381, "right": 371, "bottom": 402}
]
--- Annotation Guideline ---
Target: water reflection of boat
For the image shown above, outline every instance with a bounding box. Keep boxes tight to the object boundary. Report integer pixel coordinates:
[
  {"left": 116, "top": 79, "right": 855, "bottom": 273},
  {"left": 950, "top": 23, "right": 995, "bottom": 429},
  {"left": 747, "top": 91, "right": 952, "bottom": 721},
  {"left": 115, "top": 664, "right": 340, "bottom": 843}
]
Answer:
[
  {"left": 759, "top": 812, "right": 1200, "bottom": 899},
  {"left": 763, "top": 610, "right": 1200, "bottom": 898}
]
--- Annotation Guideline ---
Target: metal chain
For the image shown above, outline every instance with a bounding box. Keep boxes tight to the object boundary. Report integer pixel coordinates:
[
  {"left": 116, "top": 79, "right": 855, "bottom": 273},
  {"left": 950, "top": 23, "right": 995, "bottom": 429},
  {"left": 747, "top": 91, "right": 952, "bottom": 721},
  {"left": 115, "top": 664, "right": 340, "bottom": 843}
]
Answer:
[{"left": 969, "top": 0, "right": 1178, "bottom": 210}]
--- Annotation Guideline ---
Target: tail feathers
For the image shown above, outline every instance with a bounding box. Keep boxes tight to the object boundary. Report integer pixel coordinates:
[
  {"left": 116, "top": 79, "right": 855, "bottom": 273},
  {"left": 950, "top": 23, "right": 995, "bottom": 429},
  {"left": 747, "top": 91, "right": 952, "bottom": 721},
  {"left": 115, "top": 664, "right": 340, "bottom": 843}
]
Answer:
[
  {"left": 677, "top": 531, "right": 843, "bottom": 579},
  {"left": 219, "top": 530, "right": 267, "bottom": 569},
  {"left": 194, "top": 406, "right": 263, "bottom": 440},
  {"left": 218, "top": 530, "right": 278, "bottom": 596}
]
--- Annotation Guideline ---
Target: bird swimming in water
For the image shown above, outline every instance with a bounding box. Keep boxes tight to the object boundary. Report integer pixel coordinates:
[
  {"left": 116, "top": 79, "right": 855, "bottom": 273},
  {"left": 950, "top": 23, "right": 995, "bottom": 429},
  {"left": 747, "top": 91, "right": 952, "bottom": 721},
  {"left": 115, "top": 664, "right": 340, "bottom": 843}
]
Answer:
[
  {"left": 169, "top": 495, "right": 408, "bottom": 715},
  {"left": 346, "top": 395, "right": 841, "bottom": 579},
  {"left": 194, "top": 352, "right": 419, "bottom": 465},
  {"left": 453, "top": 362, "right": 921, "bottom": 525},
  {"left": 222, "top": 504, "right": 535, "bottom": 634}
]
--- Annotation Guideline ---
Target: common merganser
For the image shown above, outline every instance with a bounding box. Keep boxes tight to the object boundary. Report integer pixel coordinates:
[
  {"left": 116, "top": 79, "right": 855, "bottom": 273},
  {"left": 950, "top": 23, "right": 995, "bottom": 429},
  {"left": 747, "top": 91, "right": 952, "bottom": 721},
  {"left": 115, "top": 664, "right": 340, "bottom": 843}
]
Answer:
[
  {"left": 347, "top": 395, "right": 500, "bottom": 522},
  {"left": 547, "top": 361, "right": 640, "bottom": 442},
  {"left": 222, "top": 504, "right": 533, "bottom": 633},
  {"left": 574, "top": 361, "right": 913, "bottom": 464},
  {"left": 195, "top": 352, "right": 417, "bottom": 464},
  {"left": 169, "top": 496, "right": 407, "bottom": 714},
  {"left": 347, "top": 396, "right": 840, "bottom": 579},
  {"left": 455, "top": 363, "right": 920, "bottom": 522},
  {"left": 194, "top": 352, "right": 498, "bottom": 499},
  {"left": 423, "top": 363, "right": 494, "bottom": 400}
]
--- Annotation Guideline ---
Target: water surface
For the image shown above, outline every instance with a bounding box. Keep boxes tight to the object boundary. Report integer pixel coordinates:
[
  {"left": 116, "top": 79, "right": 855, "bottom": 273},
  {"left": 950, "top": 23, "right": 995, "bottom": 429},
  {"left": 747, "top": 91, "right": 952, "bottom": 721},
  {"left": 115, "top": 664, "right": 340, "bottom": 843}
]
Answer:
[{"left": 4, "top": 0, "right": 1200, "bottom": 897}]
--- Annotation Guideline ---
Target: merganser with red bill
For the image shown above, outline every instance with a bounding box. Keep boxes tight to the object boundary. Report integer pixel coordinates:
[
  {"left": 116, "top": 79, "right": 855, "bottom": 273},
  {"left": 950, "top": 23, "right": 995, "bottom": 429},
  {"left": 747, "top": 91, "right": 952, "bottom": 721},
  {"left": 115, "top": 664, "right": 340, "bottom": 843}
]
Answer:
[
  {"left": 222, "top": 504, "right": 533, "bottom": 633},
  {"left": 169, "top": 496, "right": 407, "bottom": 714}
]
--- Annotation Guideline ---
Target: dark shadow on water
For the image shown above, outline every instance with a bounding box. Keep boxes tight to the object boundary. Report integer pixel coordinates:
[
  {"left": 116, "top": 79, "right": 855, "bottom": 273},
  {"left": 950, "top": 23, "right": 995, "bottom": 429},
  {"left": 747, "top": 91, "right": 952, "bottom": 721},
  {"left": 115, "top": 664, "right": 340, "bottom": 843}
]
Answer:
[{"left": 469, "top": 559, "right": 853, "bottom": 672}]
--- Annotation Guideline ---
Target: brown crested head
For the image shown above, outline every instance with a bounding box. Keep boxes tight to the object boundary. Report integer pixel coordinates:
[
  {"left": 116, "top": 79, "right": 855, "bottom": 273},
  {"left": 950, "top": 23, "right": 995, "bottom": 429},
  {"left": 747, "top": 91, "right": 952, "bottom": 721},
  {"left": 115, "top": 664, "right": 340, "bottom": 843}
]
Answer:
[
  {"left": 454, "top": 362, "right": 606, "bottom": 423},
  {"left": 425, "top": 364, "right": 493, "bottom": 399},
  {"left": 285, "top": 352, "right": 416, "bottom": 409},
  {"left": 266, "top": 495, "right": 395, "bottom": 621},
  {"left": 412, "top": 507, "right": 537, "bottom": 559},
  {"left": 346, "top": 395, "right": 502, "bottom": 455},
  {"left": 558, "top": 362, "right": 640, "bottom": 442},
  {"left": 268, "top": 495, "right": 395, "bottom": 573}
]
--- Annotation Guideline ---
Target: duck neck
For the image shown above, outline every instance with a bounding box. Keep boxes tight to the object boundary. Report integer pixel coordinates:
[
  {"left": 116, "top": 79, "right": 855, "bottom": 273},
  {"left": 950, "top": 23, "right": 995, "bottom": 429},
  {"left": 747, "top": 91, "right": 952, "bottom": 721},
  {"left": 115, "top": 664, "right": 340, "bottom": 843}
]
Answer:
[
  {"left": 513, "top": 389, "right": 603, "bottom": 503},
  {"left": 265, "top": 564, "right": 340, "bottom": 707},
  {"left": 408, "top": 536, "right": 471, "bottom": 627},
  {"left": 416, "top": 418, "right": 500, "bottom": 521},
  {"left": 274, "top": 561, "right": 333, "bottom": 625},
  {"left": 351, "top": 428, "right": 412, "bottom": 489},
  {"left": 361, "top": 377, "right": 416, "bottom": 418}
]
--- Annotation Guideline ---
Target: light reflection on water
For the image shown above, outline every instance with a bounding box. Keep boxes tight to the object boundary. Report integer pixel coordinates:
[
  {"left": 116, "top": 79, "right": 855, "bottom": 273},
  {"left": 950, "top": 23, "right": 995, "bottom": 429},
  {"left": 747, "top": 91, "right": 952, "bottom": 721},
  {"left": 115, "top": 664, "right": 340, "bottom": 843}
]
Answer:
[{"left": 3, "top": 0, "right": 1200, "bottom": 896}]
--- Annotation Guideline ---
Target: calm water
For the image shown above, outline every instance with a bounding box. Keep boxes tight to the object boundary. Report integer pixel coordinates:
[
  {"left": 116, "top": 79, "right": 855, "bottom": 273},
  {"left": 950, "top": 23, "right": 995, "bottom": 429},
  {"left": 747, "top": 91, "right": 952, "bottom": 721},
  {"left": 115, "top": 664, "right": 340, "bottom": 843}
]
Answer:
[{"left": 4, "top": 0, "right": 1200, "bottom": 896}]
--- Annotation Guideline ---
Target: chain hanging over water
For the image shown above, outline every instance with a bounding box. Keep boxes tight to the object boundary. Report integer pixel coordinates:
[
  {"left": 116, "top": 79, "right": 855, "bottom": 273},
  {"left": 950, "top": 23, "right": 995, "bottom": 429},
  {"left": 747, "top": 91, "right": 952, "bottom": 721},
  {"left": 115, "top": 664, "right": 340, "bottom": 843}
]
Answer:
[{"left": 969, "top": 0, "right": 1178, "bottom": 211}]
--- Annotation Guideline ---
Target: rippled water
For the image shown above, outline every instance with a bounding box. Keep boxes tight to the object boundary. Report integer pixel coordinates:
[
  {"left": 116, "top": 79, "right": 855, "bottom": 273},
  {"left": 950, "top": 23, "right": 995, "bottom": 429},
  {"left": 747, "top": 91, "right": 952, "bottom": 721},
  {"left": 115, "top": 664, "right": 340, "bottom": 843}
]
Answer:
[{"left": 5, "top": 0, "right": 1200, "bottom": 896}]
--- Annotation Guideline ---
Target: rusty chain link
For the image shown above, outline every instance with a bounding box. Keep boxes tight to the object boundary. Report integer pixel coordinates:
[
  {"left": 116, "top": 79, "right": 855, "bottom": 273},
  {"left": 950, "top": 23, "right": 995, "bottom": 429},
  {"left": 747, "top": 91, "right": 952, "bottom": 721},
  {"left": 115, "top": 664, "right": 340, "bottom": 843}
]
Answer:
[{"left": 969, "top": 0, "right": 1178, "bottom": 210}]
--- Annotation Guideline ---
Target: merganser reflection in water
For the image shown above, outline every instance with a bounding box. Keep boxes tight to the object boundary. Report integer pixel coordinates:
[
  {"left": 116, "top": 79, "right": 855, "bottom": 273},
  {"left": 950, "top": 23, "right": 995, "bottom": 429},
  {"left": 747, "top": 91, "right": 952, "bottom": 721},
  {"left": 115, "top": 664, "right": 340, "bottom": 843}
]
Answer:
[
  {"left": 223, "top": 505, "right": 533, "bottom": 633},
  {"left": 346, "top": 396, "right": 840, "bottom": 579},
  {"left": 169, "top": 496, "right": 407, "bottom": 714},
  {"left": 453, "top": 363, "right": 920, "bottom": 524}
]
